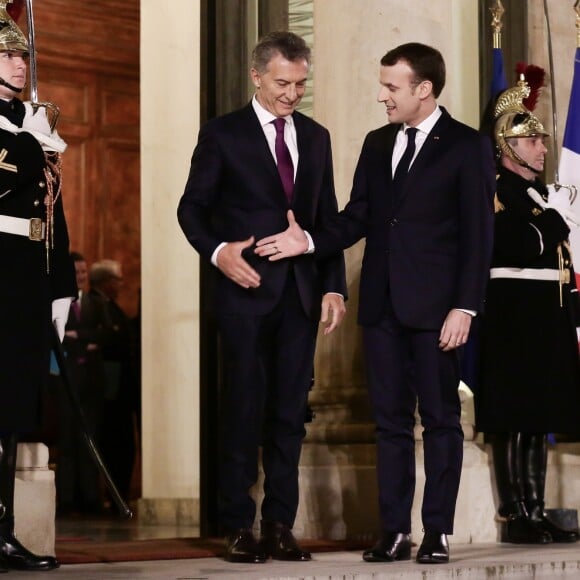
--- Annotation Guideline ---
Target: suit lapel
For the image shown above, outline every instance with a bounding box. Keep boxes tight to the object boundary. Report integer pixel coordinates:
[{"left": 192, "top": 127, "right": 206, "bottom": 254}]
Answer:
[
  {"left": 383, "top": 124, "right": 400, "bottom": 185},
  {"left": 238, "top": 104, "right": 289, "bottom": 206},
  {"left": 292, "top": 113, "right": 311, "bottom": 205}
]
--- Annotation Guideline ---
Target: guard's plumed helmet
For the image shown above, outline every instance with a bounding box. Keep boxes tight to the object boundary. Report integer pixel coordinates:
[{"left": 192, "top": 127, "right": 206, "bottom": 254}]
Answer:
[
  {"left": 494, "top": 74, "right": 549, "bottom": 169},
  {"left": 0, "top": 0, "right": 28, "bottom": 54}
]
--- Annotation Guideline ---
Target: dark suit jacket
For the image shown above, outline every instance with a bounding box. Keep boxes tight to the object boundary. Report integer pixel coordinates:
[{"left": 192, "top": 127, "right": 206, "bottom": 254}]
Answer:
[
  {"left": 177, "top": 103, "right": 347, "bottom": 317},
  {"left": 313, "top": 108, "right": 495, "bottom": 329}
]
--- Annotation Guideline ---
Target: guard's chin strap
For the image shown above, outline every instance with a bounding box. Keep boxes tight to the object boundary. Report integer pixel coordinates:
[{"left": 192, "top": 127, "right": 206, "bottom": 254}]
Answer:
[
  {"left": 0, "top": 77, "right": 22, "bottom": 93},
  {"left": 520, "top": 161, "right": 542, "bottom": 175}
]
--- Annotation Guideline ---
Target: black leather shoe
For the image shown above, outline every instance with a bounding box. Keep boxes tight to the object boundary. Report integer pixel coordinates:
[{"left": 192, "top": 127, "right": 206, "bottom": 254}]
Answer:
[
  {"left": 260, "top": 521, "right": 311, "bottom": 561},
  {"left": 362, "top": 532, "right": 411, "bottom": 562},
  {"left": 535, "top": 515, "right": 579, "bottom": 543},
  {"left": 416, "top": 531, "right": 449, "bottom": 564},
  {"left": 502, "top": 516, "right": 552, "bottom": 544},
  {"left": 0, "top": 535, "right": 59, "bottom": 571},
  {"left": 224, "top": 528, "right": 267, "bottom": 563}
]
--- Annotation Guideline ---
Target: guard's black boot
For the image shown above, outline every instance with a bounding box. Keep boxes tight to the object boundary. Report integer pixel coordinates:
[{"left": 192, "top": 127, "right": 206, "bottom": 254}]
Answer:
[
  {"left": 0, "top": 435, "right": 59, "bottom": 571},
  {"left": 525, "top": 434, "right": 579, "bottom": 543},
  {"left": 491, "top": 432, "right": 552, "bottom": 544}
]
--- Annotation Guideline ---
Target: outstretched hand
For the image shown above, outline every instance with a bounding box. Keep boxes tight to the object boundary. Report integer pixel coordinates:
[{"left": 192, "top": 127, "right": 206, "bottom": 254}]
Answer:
[
  {"left": 255, "top": 210, "right": 309, "bottom": 260},
  {"left": 216, "top": 236, "right": 261, "bottom": 288}
]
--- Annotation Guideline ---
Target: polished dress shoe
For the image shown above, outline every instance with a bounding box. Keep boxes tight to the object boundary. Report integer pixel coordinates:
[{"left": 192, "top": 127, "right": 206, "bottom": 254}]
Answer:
[
  {"left": 362, "top": 532, "right": 411, "bottom": 562},
  {"left": 534, "top": 515, "right": 579, "bottom": 543},
  {"left": 0, "top": 535, "right": 59, "bottom": 571},
  {"left": 259, "top": 520, "right": 311, "bottom": 561},
  {"left": 416, "top": 531, "right": 449, "bottom": 564},
  {"left": 224, "top": 528, "right": 267, "bottom": 563},
  {"left": 503, "top": 515, "right": 552, "bottom": 544}
]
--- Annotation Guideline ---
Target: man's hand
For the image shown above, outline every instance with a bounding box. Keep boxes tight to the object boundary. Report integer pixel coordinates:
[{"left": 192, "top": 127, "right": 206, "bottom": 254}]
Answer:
[
  {"left": 320, "top": 293, "right": 346, "bottom": 335},
  {"left": 216, "top": 236, "right": 261, "bottom": 288},
  {"left": 439, "top": 309, "right": 472, "bottom": 351},
  {"left": 528, "top": 185, "right": 580, "bottom": 228},
  {"left": 255, "top": 210, "right": 308, "bottom": 261}
]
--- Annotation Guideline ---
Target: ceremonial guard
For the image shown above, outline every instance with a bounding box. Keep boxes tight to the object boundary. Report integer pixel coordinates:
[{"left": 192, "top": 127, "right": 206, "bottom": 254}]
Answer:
[
  {"left": 0, "top": 0, "right": 76, "bottom": 571},
  {"left": 476, "top": 76, "right": 580, "bottom": 544}
]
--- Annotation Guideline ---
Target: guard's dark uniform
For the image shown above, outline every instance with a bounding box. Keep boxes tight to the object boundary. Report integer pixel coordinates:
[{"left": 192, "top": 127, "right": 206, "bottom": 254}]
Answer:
[
  {"left": 0, "top": 100, "right": 76, "bottom": 432},
  {"left": 476, "top": 167, "right": 580, "bottom": 434}
]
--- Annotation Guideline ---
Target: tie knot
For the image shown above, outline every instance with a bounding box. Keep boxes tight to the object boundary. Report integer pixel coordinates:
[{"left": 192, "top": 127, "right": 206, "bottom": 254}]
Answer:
[
  {"left": 405, "top": 127, "right": 418, "bottom": 143},
  {"left": 273, "top": 117, "right": 286, "bottom": 134}
]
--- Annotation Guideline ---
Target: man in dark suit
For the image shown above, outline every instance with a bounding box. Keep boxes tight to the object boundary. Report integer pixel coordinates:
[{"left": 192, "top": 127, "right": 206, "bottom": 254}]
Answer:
[
  {"left": 256, "top": 42, "right": 495, "bottom": 564},
  {"left": 84, "top": 260, "right": 138, "bottom": 507},
  {"left": 57, "top": 252, "right": 106, "bottom": 516},
  {"left": 177, "top": 31, "right": 346, "bottom": 564}
]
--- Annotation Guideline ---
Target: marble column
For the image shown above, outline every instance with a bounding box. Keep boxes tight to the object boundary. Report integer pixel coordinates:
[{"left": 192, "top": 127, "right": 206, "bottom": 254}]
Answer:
[{"left": 139, "top": 0, "right": 201, "bottom": 527}]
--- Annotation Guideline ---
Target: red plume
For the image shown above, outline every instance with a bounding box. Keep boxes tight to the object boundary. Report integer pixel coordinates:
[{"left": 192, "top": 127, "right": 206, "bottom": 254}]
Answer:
[
  {"left": 515, "top": 62, "right": 546, "bottom": 111},
  {"left": 6, "top": 0, "right": 24, "bottom": 22}
]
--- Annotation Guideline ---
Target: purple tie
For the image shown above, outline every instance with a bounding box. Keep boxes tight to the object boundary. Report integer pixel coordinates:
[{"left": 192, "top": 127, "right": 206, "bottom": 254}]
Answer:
[{"left": 273, "top": 117, "right": 294, "bottom": 202}]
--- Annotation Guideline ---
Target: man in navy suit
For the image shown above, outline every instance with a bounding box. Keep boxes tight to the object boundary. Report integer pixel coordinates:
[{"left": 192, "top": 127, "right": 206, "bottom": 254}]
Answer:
[
  {"left": 256, "top": 42, "right": 495, "bottom": 564},
  {"left": 177, "top": 31, "right": 346, "bottom": 564}
]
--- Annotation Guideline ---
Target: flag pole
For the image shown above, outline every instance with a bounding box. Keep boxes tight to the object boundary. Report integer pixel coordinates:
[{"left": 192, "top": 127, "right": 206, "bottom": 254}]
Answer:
[
  {"left": 490, "top": 0, "right": 504, "bottom": 50},
  {"left": 575, "top": 0, "right": 580, "bottom": 48},
  {"left": 543, "top": 0, "right": 561, "bottom": 182}
]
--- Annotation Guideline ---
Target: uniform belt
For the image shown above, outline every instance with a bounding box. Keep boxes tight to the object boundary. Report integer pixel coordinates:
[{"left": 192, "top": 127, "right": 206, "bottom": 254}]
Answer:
[
  {"left": 489, "top": 267, "right": 570, "bottom": 283},
  {"left": 0, "top": 215, "right": 45, "bottom": 241}
]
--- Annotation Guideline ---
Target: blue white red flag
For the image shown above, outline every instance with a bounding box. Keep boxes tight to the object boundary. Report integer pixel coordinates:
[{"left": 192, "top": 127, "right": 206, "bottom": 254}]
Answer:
[
  {"left": 559, "top": 48, "right": 580, "bottom": 270},
  {"left": 491, "top": 47, "right": 508, "bottom": 97}
]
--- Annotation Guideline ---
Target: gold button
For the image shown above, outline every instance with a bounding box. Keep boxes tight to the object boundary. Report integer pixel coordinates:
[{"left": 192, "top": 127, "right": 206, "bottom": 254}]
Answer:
[
  {"left": 39, "top": 181, "right": 46, "bottom": 188},
  {"left": 33, "top": 199, "right": 40, "bottom": 206}
]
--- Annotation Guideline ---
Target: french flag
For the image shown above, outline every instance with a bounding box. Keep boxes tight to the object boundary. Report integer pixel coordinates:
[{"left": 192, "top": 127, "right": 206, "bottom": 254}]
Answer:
[
  {"left": 560, "top": 48, "right": 580, "bottom": 271},
  {"left": 491, "top": 47, "right": 508, "bottom": 97}
]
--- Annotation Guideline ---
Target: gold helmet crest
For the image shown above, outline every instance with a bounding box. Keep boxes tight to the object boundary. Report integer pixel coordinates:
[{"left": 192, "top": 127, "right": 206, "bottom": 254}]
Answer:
[
  {"left": 0, "top": 0, "right": 28, "bottom": 53},
  {"left": 494, "top": 74, "right": 549, "bottom": 168}
]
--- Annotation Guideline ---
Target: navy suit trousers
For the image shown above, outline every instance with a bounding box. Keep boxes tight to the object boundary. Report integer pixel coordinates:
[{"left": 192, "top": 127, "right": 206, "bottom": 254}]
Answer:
[
  {"left": 216, "top": 275, "right": 318, "bottom": 531},
  {"left": 363, "top": 301, "right": 463, "bottom": 534}
]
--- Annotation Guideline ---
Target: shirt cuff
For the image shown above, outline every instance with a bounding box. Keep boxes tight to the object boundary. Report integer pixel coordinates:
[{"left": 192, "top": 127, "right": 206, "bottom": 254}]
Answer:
[
  {"left": 211, "top": 242, "right": 227, "bottom": 267},
  {"left": 304, "top": 230, "right": 314, "bottom": 254},
  {"left": 456, "top": 308, "right": 476, "bottom": 317}
]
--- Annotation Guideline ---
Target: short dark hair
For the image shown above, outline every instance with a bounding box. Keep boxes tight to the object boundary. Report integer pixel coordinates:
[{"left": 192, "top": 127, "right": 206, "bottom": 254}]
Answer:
[
  {"left": 380, "top": 42, "right": 446, "bottom": 98},
  {"left": 70, "top": 251, "right": 85, "bottom": 263},
  {"left": 251, "top": 31, "right": 311, "bottom": 73}
]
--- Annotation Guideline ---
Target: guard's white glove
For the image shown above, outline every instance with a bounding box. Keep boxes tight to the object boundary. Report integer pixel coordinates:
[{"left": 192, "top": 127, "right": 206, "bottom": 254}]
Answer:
[
  {"left": 52, "top": 297, "right": 72, "bottom": 342},
  {"left": 21, "top": 103, "right": 67, "bottom": 153},
  {"left": 527, "top": 186, "right": 580, "bottom": 228}
]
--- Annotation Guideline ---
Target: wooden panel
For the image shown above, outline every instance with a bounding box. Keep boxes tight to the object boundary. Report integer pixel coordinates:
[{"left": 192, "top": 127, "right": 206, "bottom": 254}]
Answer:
[
  {"left": 101, "top": 140, "right": 141, "bottom": 318},
  {"left": 15, "top": 0, "right": 142, "bottom": 316},
  {"left": 100, "top": 78, "right": 140, "bottom": 131}
]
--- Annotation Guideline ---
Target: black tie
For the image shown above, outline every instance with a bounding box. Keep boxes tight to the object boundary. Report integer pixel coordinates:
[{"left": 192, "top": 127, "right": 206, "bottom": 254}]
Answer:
[{"left": 392, "top": 127, "right": 418, "bottom": 196}]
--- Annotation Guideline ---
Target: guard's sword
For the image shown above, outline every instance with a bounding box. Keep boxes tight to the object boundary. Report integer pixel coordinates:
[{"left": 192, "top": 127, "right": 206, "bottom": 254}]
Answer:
[
  {"left": 23, "top": 0, "right": 59, "bottom": 130},
  {"left": 51, "top": 324, "right": 133, "bottom": 519}
]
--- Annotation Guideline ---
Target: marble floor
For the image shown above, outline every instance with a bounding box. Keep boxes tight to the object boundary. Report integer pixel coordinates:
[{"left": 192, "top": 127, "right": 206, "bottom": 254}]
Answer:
[{"left": 18, "top": 515, "right": 578, "bottom": 580}]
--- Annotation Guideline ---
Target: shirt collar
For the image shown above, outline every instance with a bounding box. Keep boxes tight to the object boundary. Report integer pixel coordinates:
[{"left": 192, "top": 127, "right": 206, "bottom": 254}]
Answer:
[
  {"left": 252, "top": 95, "right": 294, "bottom": 128},
  {"left": 402, "top": 105, "right": 442, "bottom": 136}
]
